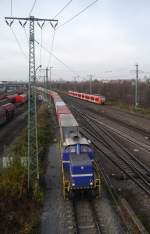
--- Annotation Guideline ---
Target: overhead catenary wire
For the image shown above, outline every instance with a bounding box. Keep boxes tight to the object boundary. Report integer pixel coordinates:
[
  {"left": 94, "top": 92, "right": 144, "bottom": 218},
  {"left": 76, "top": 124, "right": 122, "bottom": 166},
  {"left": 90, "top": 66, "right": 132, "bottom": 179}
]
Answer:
[
  {"left": 47, "top": 1, "right": 73, "bottom": 66},
  {"left": 48, "top": 28, "right": 56, "bottom": 67},
  {"left": 10, "top": 27, "right": 27, "bottom": 59},
  {"left": 35, "top": 39, "right": 80, "bottom": 76},
  {"left": 23, "top": 27, "right": 28, "bottom": 42},
  {"left": 57, "top": 0, "right": 99, "bottom": 29},
  {"left": 10, "top": 0, "right": 13, "bottom": 16},
  {"left": 39, "top": 28, "right": 43, "bottom": 66},
  {"left": 53, "top": 0, "right": 73, "bottom": 18},
  {"left": 29, "top": 0, "right": 37, "bottom": 16},
  {"left": 45, "top": 0, "right": 73, "bottom": 28}
]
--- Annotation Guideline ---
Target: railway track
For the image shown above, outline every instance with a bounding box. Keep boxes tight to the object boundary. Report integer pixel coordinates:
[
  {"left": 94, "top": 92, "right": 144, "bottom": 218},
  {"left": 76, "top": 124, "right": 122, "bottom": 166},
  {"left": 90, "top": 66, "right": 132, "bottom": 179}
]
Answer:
[
  {"left": 73, "top": 199, "right": 103, "bottom": 234},
  {"left": 65, "top": 94, "right": 150, "bottom": 137},
  {"left": 67, "top": 104, "right": 150, "bottom": 196},
  {"left": 0, "top": 105, "right": 28, "bottom": 156},
  {"left": 83, "top": 112, "right": 150, "bottom": 153},
  {"left": 86, "top": 105, "right": 150, "bottom": 138},
  {"left": 62, "top": 95, "right": 150, "bottom": 152}
]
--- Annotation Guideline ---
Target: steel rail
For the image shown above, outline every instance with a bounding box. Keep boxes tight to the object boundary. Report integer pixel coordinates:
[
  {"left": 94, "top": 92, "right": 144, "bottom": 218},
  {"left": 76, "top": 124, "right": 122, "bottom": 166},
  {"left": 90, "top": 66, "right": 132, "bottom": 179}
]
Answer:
[
  {"left": 72, "top": 199, "right": 103, "bottom": 234},
  {"left": 64, "top": 95, "right": 150, "bottom": 153},
  {"left": 80, "top": 111, "right": 150, "bottom": 188}
]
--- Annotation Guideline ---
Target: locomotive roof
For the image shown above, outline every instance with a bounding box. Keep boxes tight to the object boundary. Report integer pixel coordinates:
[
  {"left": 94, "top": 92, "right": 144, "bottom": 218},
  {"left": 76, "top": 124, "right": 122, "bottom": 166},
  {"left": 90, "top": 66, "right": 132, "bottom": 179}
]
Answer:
[{"left": 64, "top": 135, "right": 89, "bottom": 146}]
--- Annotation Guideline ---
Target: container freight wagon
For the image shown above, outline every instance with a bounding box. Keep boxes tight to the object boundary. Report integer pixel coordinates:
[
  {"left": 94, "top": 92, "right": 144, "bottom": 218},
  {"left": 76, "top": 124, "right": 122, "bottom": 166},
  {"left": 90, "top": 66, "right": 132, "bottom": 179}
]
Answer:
[
  {"left": 59, "top": 113, "right": 79, "bottom": 142},
  {"left": 48, "top": 91, "right": 100, "bottom": 199},
  {"left": 68, "top": 91, "right": 106, "bottom": 105}
]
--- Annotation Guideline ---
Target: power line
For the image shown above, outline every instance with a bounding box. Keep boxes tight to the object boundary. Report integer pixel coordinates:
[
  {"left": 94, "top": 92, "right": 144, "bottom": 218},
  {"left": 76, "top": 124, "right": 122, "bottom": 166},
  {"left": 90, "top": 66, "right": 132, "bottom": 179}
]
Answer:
[
  {"left": 53, "top": 0, "right": 73, "bottom": 18},
  {"left": 36, "top": 21, "right": 45, "bottom": 66},
  {"left": 23, "top": 27, "right": 28, "bottom": 42},
  {"left": 47, "top": 1, "right": 73, "bottom": 67},
  {"left": 45, "top": 0, "right": 73, "bottom": 27},
  {"left": 10, "top": 0, "right": 13, "bottom": 16},
  {"left": 29, "top": 0, "right": 37, "bottom": 16},
  {"left": 39, "top": 28, "right": 43, "bottom": 66},
  {"left": 35, "top": 39, "right": 79, "bottom": 76},
  {"left": 48, "top": 29, "right": 56, "bottom": 67},
  {"left": 57, "top": 0, "right": 99, "bottom": 29},
  {"left": 10, "top": 27, "right": 27, "bottom": 59}
]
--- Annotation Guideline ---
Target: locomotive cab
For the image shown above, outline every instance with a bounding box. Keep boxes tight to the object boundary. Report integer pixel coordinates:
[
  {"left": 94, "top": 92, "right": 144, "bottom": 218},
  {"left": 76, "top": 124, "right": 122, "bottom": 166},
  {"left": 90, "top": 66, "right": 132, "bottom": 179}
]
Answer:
[
  {"left": 70, "top": 154, "right": 94, "bottom": 189},
  {"left": 62, "top": 135, "right": 94, "bottom": 170}
]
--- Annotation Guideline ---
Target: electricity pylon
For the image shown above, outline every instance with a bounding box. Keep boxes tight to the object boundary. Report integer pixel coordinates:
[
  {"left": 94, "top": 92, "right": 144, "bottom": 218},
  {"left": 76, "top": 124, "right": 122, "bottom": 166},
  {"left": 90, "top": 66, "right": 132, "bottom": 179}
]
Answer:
[{"left": 5, "top": 16, "right": 58, "bottom": 191}]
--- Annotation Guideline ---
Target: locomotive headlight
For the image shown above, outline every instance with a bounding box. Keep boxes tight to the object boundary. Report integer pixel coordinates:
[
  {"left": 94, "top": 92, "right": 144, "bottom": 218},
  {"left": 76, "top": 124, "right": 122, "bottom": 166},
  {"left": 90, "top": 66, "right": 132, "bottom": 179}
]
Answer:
[
  {"left": 72, "top": 183, "right": 75, "bottom": 186},
  {"left": 90, "top": 181, "right": 93, "bottom": 186}
]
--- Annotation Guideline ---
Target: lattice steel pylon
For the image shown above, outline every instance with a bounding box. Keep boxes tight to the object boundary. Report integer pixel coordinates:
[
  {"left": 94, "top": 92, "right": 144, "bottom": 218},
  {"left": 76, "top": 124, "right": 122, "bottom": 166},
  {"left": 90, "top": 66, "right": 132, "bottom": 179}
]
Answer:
[
  {"left": 5, "top": 15, "right": 58, "bottom": 191},
  {"left": 28, "top": 16, "right": 39, "bottom": 190}
]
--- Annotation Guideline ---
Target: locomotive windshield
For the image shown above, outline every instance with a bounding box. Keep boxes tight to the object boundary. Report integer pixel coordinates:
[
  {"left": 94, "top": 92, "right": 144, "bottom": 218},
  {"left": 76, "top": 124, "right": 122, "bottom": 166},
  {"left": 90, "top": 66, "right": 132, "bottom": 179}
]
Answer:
[
  {"left": 65, "top": 144, "right": 91, "bottom": 154},
  {"left": 80, "top": 145, "right": 91, "bottom": 152},
  {"left": 65, "top": 145, "right": 76, "bottom": 153}
]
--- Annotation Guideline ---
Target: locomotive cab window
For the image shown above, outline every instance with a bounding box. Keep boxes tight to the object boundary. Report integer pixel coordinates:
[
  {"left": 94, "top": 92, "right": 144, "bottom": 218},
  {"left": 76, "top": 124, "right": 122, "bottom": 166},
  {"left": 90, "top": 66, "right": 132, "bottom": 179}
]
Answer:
[
  {"left": 65, "top": 145, "right": 76, "bottom": 153},
  {"left": 80, "top": 145, "right": 91, "bottom": 152}
]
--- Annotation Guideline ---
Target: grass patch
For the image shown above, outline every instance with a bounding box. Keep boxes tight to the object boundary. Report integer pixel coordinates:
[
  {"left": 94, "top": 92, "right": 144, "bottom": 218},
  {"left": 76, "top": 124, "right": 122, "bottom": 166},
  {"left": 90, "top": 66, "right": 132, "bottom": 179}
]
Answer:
[
  {"left": 107, "top": 100, "right": 150, "bottom": 117},
  {"left": 0, "top": 104, "right": 54, "bottom": 234}
]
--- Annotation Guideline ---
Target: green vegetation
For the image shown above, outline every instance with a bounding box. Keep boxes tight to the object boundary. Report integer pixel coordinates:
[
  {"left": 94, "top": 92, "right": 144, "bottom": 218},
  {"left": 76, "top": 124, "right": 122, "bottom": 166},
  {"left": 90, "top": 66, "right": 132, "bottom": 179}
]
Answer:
[
  {"left": 107, "top": 99, "right": 150, "bottom": 117},
  {"left": 0, "top": 105, "right": 53, "bottom": 234}
]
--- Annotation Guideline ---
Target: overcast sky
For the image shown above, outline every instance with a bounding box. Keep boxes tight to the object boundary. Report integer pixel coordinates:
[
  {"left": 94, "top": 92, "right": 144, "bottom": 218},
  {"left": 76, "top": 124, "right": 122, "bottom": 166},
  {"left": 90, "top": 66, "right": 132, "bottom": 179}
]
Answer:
[{"left": 1, "top": 0, "right": 150, "bottom": 82}]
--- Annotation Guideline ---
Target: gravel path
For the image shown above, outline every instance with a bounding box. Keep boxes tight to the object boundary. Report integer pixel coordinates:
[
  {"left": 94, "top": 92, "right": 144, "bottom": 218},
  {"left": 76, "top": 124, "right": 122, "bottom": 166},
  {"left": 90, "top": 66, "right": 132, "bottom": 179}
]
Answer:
[
  {"left": 41, "top": 143, "right": 75, "bottom": 234},
  {"left": 41, "top": 144, "right": 62, "bottom": 234}
]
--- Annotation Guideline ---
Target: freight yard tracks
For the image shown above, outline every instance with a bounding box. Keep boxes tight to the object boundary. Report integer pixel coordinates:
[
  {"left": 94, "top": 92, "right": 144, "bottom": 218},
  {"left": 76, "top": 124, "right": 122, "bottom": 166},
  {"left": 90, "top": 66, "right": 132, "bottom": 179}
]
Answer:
[
  {"left": 61, "top": 94, "right": 150, "bottom": 195},
  {"left": 0, "top": 105, "right": 27, "bottom": 156},
  {"left": 60, "top": 94, "right": 150, "bottom": 232},
  {"left": 72, "top": 107, "right": 150, "bottom": 196}
]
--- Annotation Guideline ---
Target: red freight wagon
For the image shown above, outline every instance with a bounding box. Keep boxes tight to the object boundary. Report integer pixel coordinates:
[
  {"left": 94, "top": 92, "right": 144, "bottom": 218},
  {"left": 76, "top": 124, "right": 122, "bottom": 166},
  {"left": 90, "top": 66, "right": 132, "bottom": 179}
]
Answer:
[
  {"left": 0, "top": 98, "right": 9, "bottom": 106},
  {"left": 0, "top": 94, "right": 6, "bottom": 100},
  {"left": 6, "top": 94, "right": 18, "bottom": 103},
  {"left": 15, "top": 94, "right": 27, "bottom": 104},
  {"left": 2, "top": 103, "right": 15, "bottom": 120},
  {"left": 0, "top": 106, "right": 6, "bottom": 125}
]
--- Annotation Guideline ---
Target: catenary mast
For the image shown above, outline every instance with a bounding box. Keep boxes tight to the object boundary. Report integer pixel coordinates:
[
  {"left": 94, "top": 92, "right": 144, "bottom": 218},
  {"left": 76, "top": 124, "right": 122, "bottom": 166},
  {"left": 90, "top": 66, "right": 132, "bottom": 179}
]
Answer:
[{"left": 5, "top": 16, "right": 58, "bottom": 191}]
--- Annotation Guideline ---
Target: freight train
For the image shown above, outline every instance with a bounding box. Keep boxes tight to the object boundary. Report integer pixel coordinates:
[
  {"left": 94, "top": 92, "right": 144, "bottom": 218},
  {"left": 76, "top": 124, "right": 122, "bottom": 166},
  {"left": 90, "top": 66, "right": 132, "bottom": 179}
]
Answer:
[
  {"left": 37, "top": 87, "right": 100, "bottom": 199},
  {"left": 0, "top": 93, "right": 27, "bottom": 125},
  {"left": 68, "top": 91, "right": 106, "bottom": 105}
]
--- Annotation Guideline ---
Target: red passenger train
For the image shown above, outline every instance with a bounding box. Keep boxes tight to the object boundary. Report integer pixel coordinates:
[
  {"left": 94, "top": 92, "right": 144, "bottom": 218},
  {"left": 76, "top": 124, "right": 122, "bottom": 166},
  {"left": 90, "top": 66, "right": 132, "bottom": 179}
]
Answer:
[{"left": 68, "top": 91, "right": 106, "bottom": 105}]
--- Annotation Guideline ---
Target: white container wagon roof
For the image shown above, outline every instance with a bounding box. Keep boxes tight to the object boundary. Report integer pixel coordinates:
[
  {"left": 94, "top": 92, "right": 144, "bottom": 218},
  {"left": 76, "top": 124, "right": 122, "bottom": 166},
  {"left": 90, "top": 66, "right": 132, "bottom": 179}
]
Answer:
[{"left": 59, "top": 114, "right": 78, "bottom": 127}]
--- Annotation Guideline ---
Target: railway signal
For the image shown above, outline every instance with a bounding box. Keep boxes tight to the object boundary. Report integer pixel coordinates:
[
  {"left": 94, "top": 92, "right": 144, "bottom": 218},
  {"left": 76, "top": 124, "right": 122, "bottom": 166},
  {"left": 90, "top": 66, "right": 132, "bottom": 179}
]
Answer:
[{"left": 5, "top": 15, "right": 58, "bottom": 192}]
